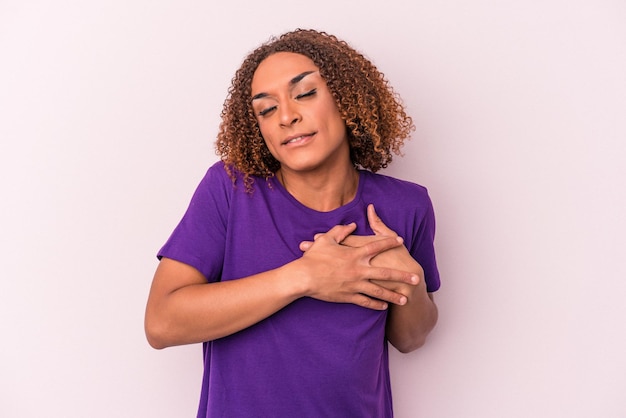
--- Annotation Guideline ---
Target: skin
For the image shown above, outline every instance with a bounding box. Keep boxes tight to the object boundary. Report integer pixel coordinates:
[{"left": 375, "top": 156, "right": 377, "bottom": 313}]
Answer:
[
  {"left": 144, "top": 52, "right": 438, "bottom": 352},
  {"left": 302, "top": 204, "right": 439, "bottom": 352},
  {"left": 250, "top": 52, "right": 358, "bottom": 211}
]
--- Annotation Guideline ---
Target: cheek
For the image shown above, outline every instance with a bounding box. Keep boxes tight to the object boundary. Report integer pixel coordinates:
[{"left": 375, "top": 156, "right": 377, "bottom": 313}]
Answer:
[
  {"left": 319, "top": 100, "right": 346, "bottom": 132},
  {"left": 326, "top": 111, "right": 347, "bottom": 137},
  {"left": 258, "top": 128, "right": 279, "bottom": 157}
]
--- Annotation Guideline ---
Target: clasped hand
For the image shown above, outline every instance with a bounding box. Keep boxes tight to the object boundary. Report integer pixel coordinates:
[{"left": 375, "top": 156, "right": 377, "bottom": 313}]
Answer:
[{"left": 297, "top": 204, "right": 424, "bottom": 310}]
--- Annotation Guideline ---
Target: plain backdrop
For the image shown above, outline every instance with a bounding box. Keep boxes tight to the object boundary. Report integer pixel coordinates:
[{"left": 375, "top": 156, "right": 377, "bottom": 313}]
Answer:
[{"left": 1, "top": 1, "right": 625, "bottom": 417}]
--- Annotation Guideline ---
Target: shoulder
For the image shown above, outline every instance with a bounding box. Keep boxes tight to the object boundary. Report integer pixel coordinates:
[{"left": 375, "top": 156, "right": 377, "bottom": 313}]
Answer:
[
  {"left": 185, "top": 162, "right": 238, "bottom": 212},
  {"left": 361, "top": 170, "right": 431, "bottom": 207},
  {"left": 201, "top": 161, "right": 273, "bottom": 194},
  {"left": 196, "top": 161, "right": 244, "bottom": 196},
  {"left": 201, "top": 161, "right": 234, "bottom": 185}
]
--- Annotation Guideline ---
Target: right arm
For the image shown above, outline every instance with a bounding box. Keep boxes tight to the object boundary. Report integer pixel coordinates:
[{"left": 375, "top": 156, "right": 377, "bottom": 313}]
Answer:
[{"left": 144, "top": 223, "right": 418, "bottom": 349}]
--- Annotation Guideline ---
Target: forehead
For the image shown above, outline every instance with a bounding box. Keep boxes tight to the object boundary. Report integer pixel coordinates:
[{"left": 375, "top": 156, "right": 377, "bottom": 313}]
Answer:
[{"left": 251, "top": 52, "right": 320, "bottom": 93}]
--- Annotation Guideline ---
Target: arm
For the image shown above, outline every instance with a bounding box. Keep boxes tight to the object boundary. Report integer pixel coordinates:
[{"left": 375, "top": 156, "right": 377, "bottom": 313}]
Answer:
[
  {"left": 343, "top": 205, "right": 439, "bottom": 353},
  {"left": 144, "top": 223, "right": 419, "bottom": 349},
  {"left": 372, "top": 252, "right": 438, "bottom": 353}
]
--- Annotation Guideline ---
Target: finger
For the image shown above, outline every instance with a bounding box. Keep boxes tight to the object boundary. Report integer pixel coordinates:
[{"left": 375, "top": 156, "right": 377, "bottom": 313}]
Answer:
[
  {"left": 358, "top": 283, "right": 409, "bottom": 307},
  {"left": 365, "top": 266, "right": 419, "bottom": 286},
  {"left": 351, "top": 294, "right": 389, "bottom": 311},
  {"left": 342, "top": 293, "right": 389, "bottom": 310},
  {"left": 367, "top": 204, "right": 396, "bottom": 237},
  {"left": 302, "top": 223, "right": 356, "bottom": 251},
  {"left": 323, "top": 222, "right": 357, "bottom": 243},
  {"left": 371, "top": 276, "right": 421, "bottom": 290},
  {"left": 299, "top": 240, "right": 313, "bottom": 252},
  {"left": 359, "top": 235, "right": 404, "bottom": 258}
]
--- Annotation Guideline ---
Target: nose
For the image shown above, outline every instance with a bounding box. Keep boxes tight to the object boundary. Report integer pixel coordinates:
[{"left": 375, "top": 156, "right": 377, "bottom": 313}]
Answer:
[{"left": 279, "top": 102, "right": 301, "bottom": 127}]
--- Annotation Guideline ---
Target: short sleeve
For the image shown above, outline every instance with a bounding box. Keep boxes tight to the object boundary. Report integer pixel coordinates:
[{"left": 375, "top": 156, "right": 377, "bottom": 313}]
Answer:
[
  {"left": 157, "top": 162, "right": 231, "bottom": 282},
  {"left": 409, "top": 190, "right": 441, "bottom": 293}
]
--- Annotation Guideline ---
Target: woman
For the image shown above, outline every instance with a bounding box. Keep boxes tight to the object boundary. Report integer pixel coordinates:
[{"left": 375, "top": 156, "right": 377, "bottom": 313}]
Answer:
[{"left": 145, "top": 29, "right": 440, "bottom": 417}]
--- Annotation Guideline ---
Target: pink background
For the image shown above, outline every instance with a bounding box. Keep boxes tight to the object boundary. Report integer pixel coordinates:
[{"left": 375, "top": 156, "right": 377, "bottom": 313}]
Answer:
[{"left": 1, "top": 1, "right": 625, "bottom": 417}]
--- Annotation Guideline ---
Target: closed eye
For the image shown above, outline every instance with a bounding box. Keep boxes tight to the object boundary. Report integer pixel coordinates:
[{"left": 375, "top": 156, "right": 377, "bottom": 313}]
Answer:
[
  {"left": 258, "top": 106, "right": 277, "bottom": 117},
  {"left": 257, "top": 89, "right": 316, "bottom": 117},
  {"left": 296, "top": 89, "right": 317, "bottom": 99}
]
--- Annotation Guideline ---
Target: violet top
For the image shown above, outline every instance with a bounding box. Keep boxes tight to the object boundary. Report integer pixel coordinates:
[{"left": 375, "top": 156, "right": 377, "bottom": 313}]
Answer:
[{"left": 158, "top": 161, "right": 440, "bottom": 418}]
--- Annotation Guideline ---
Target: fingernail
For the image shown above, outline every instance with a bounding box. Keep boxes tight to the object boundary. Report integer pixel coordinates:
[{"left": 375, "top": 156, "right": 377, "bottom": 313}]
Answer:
[
  {"left": 396, "top": 236, "right": 404, "bottom": 243},
  {"left": 411, "top": 275, "right": 418, "bottom": 284},
  {"left": 399, "top": 296, "right": 407, "bottom": 305}
]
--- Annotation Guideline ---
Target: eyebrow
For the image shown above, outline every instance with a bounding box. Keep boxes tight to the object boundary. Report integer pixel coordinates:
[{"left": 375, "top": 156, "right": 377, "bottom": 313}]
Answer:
[{"left": 251, "top": 70, "right": 316, "bottom": 101}]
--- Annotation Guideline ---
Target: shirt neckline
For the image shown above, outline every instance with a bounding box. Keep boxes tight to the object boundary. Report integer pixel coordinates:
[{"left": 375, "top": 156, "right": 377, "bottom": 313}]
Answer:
[{"left": 270, "top": 169, "right": 367, "bottom": 216}]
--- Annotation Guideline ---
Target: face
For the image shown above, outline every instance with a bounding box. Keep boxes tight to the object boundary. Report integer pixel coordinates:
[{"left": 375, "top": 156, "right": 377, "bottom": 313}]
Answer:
[{"left": 250, "top": 52, "right": 350, "bottom": 175}]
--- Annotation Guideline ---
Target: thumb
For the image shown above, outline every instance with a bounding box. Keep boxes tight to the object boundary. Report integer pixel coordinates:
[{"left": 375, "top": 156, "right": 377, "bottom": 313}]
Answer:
[
  {"left": 367, "top": 204, "right": 397, "bottom": 237},
  {"left": 301, "top": 223, "right": 357, "bottom": 251},
  {"left": 326, "top": 222, "right": 358, "bottom": 243},
  {"left": 299, "top": 240, "right": 313, "bottom": 252}
]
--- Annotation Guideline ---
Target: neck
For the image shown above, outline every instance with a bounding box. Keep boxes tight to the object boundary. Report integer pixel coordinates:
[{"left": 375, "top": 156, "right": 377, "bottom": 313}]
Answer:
[{"left": 278, "top": 164, "right": 359, "bottom": 212}]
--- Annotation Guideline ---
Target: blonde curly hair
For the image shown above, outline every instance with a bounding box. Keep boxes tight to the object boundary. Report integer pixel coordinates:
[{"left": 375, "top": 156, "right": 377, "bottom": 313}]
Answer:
[{"left": 216, "top": 29, "right": 414, "bottom": 190}]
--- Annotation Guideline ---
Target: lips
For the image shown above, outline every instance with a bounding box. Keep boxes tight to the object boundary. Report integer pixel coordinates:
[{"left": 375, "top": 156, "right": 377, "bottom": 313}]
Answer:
[{"left": 281, "top": 132, "right": 315, "bottom": 145}]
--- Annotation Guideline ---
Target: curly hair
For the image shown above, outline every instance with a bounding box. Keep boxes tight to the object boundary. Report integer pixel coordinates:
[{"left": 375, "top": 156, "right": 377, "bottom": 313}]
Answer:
[{"left": 215, "top": 29, "right": 414, "bottom": 190}]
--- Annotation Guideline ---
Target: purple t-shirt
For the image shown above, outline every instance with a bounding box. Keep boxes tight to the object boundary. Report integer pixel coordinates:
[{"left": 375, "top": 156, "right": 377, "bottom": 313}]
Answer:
[{"left": 158, "top": 161, "right": 440, "bottom": 418}]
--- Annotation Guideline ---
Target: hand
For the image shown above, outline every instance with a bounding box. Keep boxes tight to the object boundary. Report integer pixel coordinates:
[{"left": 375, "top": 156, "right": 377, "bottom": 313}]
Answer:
[
  {"left": 295, "top": 222, "right": 418, "bottom": 310},
  {"left": 357, "top": 205, "right": 436, "bottom": 353},
  {"left": 343, "top": 205, "right": 424, "bottom": 299}
]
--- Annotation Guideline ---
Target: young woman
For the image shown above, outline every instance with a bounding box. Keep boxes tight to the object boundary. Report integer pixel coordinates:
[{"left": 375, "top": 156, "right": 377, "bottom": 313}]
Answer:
[{"left": 145, "top": 29, "right": 440, "bottom": 417}]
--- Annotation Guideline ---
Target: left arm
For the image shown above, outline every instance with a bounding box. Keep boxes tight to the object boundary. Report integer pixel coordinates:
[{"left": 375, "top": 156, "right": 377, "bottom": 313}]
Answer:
[
  {"left": 372, "top": 251, "right": 438, "bottom": 353},
  {"left": 344, "top": 205, "right": 439, "bottom": 353}
]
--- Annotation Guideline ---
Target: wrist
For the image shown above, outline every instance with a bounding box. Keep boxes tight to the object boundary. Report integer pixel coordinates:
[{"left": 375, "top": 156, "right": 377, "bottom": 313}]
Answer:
[{"left": 275, "top": 259, "right": 311, "bottom": 300}]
